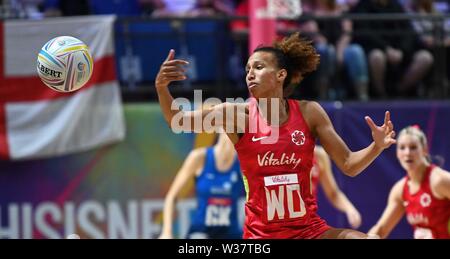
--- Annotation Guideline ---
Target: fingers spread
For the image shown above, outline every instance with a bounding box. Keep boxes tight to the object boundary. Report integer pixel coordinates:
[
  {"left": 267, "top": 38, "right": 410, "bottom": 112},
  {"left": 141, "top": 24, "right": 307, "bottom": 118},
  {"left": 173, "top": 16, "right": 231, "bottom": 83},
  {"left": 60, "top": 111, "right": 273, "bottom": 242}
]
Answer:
[
  {"left": 387, "top": 120, "right": 394, "bottom": 131},
  {"left": 365, "top": 116, "right": 377, "bottom": 131},
  {"left": 384, "top": 111, "right": 390, "bottom": 126}
]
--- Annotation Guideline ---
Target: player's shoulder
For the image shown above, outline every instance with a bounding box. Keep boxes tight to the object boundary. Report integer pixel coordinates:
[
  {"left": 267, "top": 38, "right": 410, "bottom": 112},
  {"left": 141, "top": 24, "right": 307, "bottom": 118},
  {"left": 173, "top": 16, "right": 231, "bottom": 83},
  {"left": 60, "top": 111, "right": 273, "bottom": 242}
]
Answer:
[
  {"left": 391, "top": 177, "right": 407, "bottom": 198},
  {"left": 430, "top": 166, "right": 450, "bottom": 198},
  {"left": 393, "top": 177, "right": 407, "bottom": 189},
  {"left": 294, "top": 99, "right": 324, "bottom": 114},
  {"left": 188, "top": 147, "right": 208, "bottom": 161},
  {"left": 430, "top": 166, "right": 446, "bottom": 186},
  {"left": 293, "top": 99, "right": 327, "bottom": 128},
  {"left": 430, "top": 166, "right": 450, "bottom": 178},
  {"left": 295, "top": 99, "right": 320, "bottom": 107}
]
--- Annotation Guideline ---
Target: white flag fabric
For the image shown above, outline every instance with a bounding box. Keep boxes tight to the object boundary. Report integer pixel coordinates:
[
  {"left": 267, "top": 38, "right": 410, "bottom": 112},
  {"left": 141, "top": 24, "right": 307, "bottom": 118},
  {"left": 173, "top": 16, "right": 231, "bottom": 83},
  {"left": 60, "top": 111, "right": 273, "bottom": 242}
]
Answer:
[{"left": 0, "top": 15, "right": 125, "bottom": 160}]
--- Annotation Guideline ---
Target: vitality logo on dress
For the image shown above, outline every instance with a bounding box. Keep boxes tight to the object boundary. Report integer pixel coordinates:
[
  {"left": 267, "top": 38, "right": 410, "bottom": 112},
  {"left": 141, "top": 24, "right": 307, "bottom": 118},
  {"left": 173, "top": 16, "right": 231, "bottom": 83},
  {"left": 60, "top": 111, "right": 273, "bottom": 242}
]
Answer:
[{"left": 257, "top": 151, "right": 301, "bottom": 169}]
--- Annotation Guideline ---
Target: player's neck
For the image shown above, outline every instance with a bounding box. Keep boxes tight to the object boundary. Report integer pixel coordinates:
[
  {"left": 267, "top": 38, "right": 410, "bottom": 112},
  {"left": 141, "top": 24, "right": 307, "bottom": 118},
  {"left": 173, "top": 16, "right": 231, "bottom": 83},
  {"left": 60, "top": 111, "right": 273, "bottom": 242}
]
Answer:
[
  {"left": 408, "top": 162, "right": 429, "bottom": 183},
  {"left": 256, "top": 98, "right": 289, "bottom": 126}
]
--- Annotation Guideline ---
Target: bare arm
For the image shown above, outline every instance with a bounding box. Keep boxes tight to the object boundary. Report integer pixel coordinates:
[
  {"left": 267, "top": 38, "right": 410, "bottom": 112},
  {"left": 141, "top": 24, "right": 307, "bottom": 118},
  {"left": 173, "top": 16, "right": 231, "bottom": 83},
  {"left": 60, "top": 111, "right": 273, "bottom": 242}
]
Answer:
[
  {"left": 159, "top": 148, "right": 205, "bottom": 239},
  {"left": 315, "top": 146, "right": 361, "bottom": 229},
  {"left": 431, "top": 167, "right": 450, "bottom": 200},
  {"left": 368, "top": 179, "right": 406, "bottom": 238},
  {"left": 306, "top": 101, "right": 396, "bottom": 177},
  {"left": 155, "top": 49, "right": 245, "bottom": 136},
  {"left": 155, "top": 49, "right": 189, "bottom": 127}
]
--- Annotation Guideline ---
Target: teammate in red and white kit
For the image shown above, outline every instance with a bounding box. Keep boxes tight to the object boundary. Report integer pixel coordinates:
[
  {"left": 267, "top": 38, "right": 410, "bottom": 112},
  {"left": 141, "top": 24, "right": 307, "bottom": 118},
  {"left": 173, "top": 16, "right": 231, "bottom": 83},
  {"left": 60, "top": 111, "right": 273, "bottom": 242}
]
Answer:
[
  {"left": 369, "top": 126, "right": 450, "bottom": 239},
  {"left": 311, "top": 146, "right": 362, "bottom": 229},
  {"left": 155, "top": 32, "right": 395, "bottom": 239}
]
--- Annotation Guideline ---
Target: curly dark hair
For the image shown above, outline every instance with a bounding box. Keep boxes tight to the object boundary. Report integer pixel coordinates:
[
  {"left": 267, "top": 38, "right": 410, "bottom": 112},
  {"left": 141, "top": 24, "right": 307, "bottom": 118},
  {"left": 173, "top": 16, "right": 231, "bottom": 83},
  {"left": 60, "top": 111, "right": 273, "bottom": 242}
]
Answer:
[{"left": 254, "top": 32, "right": 320, "bottom": 97}]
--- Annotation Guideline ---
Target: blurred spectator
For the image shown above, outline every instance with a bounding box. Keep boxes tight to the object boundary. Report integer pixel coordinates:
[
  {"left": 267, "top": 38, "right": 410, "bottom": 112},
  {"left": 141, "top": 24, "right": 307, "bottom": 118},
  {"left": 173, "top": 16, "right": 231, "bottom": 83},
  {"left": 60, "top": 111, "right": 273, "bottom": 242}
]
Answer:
[
  {"left": 229, "top": 0, "right": 301, "bottom": 85},
  {"left": 411, "top": 1, "right": 449, "bottom": 46},
  {"left": 403, "top": 0, "right": 449, "bottom": 88},
  {"left": 430, "top": 0, "right": 450, "bottom": 86},
  {"left": 211, "top": 0, "right": 235, "bottom": 15},
  {"left": 43, "top": 0, "right": 90, "bottom": 16},
  {"left": 436, "top": 0, "right": 450, "bottom": 82},
  {"left": 351, "top": 0, "right": 434, "bottom": 98},
  {"left": 90, "top": 0, "right": 141, "bottom": 16},
  {"left": 44, "top": 0, "right": 143, "bottom": 17},
  {"left": 8, "top": 0, "right": 44, "bottom": 19},
  {"left": 230, "top": 0, "right": 299, "bottom": 33},
  {"left": 191, "top": 0, "right": 216, "bottom": 16},
  {"left": 310, "top": 0, "right": 360, "bottom": 11},
  {"left": 157, "top": 0, "right": 196, "bottom": 16},
  {"left": 301, "top": 0, "right": 369, "bottom": 100},
  {"left": 150, "top": 0, "right": 233, "bottom": 18},
  {"left": 300, "top": 0, "right": 337, "bottom": 99},
  {"left": 188, "top": 0, "right": 235, "bottom": 17},
  {"left": 141, "top": 0, "right": 174, "bottom": 17},
  {"left": 409, "top": 0, "right": 440, "bottom": 49},
  {"left": 434, "top": 0, "right": 449, "bottom": 14},
  {"left": 230, "top": 0, "right": 248, "bottom": 33}
]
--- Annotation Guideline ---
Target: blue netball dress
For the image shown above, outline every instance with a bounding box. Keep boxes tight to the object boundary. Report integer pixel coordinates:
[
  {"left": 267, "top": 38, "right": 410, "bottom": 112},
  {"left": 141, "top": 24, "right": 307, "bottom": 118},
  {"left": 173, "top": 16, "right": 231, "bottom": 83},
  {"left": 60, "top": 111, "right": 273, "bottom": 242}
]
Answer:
[{"left": 186, "top": 148, "right": 244, "bottom": 239}]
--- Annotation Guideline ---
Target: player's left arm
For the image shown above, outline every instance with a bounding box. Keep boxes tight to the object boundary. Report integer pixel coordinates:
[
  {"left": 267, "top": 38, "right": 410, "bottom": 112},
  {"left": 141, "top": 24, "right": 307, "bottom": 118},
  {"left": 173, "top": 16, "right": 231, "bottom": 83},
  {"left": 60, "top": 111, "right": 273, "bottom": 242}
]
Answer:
[
  {"left": 305, "top": 101, "right": 396, "bottom": 177},
  {"left": 368, "top": 179, "right": 406, "bottom": 239}
]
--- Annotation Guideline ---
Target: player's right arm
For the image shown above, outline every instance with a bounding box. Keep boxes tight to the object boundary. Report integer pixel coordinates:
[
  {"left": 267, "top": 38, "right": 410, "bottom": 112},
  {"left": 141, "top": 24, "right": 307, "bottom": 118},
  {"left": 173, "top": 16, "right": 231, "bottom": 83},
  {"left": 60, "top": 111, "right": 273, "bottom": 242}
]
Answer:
[
  {"left": 155, "top": 49, "right": 246, "bottom": 138},
  {"left": 155, "top": 49, "right": 189, "bottom": 128},
  {"left": 368, "top": 179, "right": 406, "bottom": 238},
  {"left": 159, "top": 148, "right": 206, "bottom": 239},
  {"left": 315, "top": 146, "right": 362, "bottom": 229}
]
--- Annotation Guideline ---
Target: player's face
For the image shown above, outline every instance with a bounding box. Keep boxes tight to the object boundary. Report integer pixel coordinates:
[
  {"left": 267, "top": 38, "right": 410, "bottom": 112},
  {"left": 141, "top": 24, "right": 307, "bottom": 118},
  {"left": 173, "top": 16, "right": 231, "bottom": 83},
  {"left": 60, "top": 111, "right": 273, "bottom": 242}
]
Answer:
[
  {"left": 245, "top": 51, "right": 283, "bottom": 98},
  {"left": 396, "top": 134, "right": 427, "bottom": 171}
]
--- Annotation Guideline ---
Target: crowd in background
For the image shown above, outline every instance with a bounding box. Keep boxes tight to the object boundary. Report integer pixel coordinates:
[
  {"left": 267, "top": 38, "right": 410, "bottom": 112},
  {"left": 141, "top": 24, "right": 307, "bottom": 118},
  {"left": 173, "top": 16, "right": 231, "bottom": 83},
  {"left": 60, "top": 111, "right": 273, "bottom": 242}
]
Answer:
[{"left": 0, "top": 0, "right": 449, "bottom": 100}]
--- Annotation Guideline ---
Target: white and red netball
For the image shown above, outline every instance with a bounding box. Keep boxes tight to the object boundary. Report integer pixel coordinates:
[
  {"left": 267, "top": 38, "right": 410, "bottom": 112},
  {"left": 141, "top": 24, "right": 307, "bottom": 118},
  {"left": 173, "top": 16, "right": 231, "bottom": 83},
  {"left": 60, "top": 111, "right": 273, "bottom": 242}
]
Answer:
[{"left": 37, "top": 36, "right": 93, "bottom": 92}]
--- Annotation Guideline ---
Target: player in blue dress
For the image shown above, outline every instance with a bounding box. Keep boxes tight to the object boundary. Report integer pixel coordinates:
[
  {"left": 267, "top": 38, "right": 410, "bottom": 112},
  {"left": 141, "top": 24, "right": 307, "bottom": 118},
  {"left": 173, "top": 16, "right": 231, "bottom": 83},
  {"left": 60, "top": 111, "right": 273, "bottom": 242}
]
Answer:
[{"left": 159, "top": 134, "right": 244, "bottom": 239}]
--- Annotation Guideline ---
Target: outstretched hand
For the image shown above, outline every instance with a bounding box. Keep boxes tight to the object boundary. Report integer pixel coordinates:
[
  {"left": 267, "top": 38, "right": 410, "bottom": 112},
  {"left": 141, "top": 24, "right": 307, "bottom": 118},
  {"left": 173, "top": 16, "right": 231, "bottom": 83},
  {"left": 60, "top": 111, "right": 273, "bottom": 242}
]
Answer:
[
  {"left": 155, "top": 49, "right": 189, "bottom": 89},
  {"left": 346, "top": 209, "right": 362, "bottom": 229},
  {"left": 365, "top": 111, "right": 396, "bottom": 150}
]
